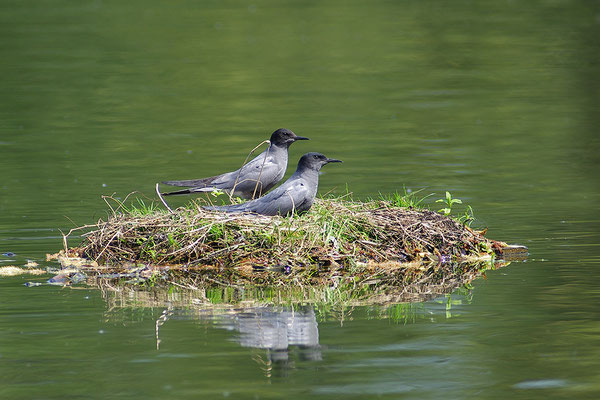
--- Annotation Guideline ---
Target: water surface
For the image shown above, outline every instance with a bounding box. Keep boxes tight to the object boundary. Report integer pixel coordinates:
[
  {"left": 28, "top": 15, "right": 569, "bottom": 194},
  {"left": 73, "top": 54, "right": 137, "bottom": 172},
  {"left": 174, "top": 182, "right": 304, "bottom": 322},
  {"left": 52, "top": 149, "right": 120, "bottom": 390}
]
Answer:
[{"left": 1, "top": 1, "right": 600, "bottom": 399}]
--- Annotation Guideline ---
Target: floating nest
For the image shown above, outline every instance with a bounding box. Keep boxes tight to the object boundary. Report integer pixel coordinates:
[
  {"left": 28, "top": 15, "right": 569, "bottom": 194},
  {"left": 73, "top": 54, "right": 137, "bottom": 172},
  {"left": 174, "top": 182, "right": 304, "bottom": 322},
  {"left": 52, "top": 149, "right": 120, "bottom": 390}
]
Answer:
[{"left": 50, "top": 197, "right": 525, "bottom": 299}]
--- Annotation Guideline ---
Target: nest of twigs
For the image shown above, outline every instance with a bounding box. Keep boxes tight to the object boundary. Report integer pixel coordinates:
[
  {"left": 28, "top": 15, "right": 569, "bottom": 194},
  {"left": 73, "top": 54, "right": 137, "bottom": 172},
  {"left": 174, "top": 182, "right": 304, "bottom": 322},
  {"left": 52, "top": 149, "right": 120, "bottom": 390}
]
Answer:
[
  {"left": 70, "top": 198, "right": 494, "bottom": 268},
  {"left": 46, "top": 196, "right": 523, "bottom": 302}
]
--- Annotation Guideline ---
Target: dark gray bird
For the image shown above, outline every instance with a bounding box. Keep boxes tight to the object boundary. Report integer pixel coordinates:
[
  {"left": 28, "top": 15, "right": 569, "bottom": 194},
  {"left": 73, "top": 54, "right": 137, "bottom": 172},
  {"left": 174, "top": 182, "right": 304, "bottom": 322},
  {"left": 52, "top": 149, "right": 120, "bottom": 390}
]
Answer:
[
  {"left": 205, "top": 152, "right": 342, "bottom": 216},
  {"left": 161, "top": 128, "right": 309, "bottom": 199}
]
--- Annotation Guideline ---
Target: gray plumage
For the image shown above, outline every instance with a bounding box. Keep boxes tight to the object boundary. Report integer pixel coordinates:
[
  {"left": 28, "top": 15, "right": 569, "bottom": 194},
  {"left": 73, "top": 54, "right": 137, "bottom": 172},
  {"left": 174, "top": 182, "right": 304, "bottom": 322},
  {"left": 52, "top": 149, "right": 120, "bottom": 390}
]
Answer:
[
  {"left": 205, "top": 152, "right": 342, "bottom": 216},
  {"left": 161, "top": 128, "right": 308, "bottom": 199}
]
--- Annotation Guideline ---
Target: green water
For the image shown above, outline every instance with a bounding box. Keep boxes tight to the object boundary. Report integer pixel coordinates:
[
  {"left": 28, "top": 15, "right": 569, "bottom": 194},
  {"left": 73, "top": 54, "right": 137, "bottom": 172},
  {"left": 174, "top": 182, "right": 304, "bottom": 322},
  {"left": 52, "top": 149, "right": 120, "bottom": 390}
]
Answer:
[{"left": 1, "top": 0, "right": 600, "bottom": 398}]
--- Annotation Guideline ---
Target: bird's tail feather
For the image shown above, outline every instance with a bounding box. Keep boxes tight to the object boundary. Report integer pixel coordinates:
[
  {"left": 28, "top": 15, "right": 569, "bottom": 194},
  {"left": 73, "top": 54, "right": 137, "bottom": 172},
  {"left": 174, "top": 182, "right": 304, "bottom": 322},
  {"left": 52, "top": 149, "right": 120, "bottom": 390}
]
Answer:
[
  {"left": 162, "top": 188, "right": 193, "bottom": 196},
  {"left": 163, "top": 186, "right": 222, "bottom": 196}
]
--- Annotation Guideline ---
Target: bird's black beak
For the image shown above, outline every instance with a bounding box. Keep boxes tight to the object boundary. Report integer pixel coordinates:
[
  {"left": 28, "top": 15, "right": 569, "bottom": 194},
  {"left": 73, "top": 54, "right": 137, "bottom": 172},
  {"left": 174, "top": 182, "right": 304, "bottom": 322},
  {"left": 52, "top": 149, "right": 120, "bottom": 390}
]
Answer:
[
  {"left": 326, "top": 158, "right": 343, "bottom": 164},
  {"left": 294, "top": 136, "right": 310, "bottom": 141}
]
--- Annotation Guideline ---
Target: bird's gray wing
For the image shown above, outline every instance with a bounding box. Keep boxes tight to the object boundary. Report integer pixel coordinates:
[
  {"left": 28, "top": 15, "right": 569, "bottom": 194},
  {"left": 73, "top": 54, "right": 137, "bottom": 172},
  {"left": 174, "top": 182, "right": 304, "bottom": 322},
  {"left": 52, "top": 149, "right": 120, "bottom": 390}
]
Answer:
[
  {"left": 246, "top": 179, "right": 311, "bottom": 216},
  {"left": 212, "top": 151, "right": 280, "bottom": 186},
  {"left": 162, "top": 149, "right": 278, "bottom": 189},
  {"left": 204, "top": 179, "right": 311, "bottom": 216},
  {"left": 162, "top": 175, "right": 219, "bottom": 188}
]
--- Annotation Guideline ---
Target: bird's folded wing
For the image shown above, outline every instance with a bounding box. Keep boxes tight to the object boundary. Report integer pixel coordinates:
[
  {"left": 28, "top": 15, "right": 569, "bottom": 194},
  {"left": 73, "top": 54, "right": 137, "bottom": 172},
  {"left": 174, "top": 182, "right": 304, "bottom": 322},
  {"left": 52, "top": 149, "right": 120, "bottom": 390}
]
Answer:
[
  {"left": 212, "top": 156, "right": 279, "bottom": 187},
  {"left": 163, "top": 149, "right": 279, "bottom": 190},
  {"left": 161, "top": 176, "right": 218, "bottom": 187},
  {"left": 250, "top": 181, "right": 309, "bottom": 216}
]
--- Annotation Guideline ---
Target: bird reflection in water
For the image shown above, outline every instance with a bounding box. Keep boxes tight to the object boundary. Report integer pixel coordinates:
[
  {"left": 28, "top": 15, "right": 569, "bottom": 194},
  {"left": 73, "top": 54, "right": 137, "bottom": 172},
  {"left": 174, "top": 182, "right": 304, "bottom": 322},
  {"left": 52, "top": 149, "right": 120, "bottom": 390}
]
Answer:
[
  {"left": 231, "top": 306, "right": 322, "bottom": 377},
  {"left": 155, "top": 305, "right": 322, "bottom": 376}
]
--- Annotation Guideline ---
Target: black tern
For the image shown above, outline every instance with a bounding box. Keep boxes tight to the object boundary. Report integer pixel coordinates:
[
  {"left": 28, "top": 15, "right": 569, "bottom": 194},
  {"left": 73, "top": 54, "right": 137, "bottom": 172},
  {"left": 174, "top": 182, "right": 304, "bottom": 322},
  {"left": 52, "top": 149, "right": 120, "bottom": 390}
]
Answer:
[
  {"left": 162, "top": 128, "right": 309, "bottom": 199},
  {"left": 205, "top": 152, "right": 342, "bottom": 216}
]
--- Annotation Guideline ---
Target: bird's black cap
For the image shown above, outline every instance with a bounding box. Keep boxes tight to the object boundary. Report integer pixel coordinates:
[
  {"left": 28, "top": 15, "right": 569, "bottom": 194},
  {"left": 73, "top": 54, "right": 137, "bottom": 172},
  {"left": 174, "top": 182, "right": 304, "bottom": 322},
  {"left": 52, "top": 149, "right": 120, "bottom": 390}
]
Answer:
[
  {"left": 270, "top": 128, "right": 309, "bottom": 146},
  {"left": 298, "top": 152, "right": 343, "bottom": 171}
]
